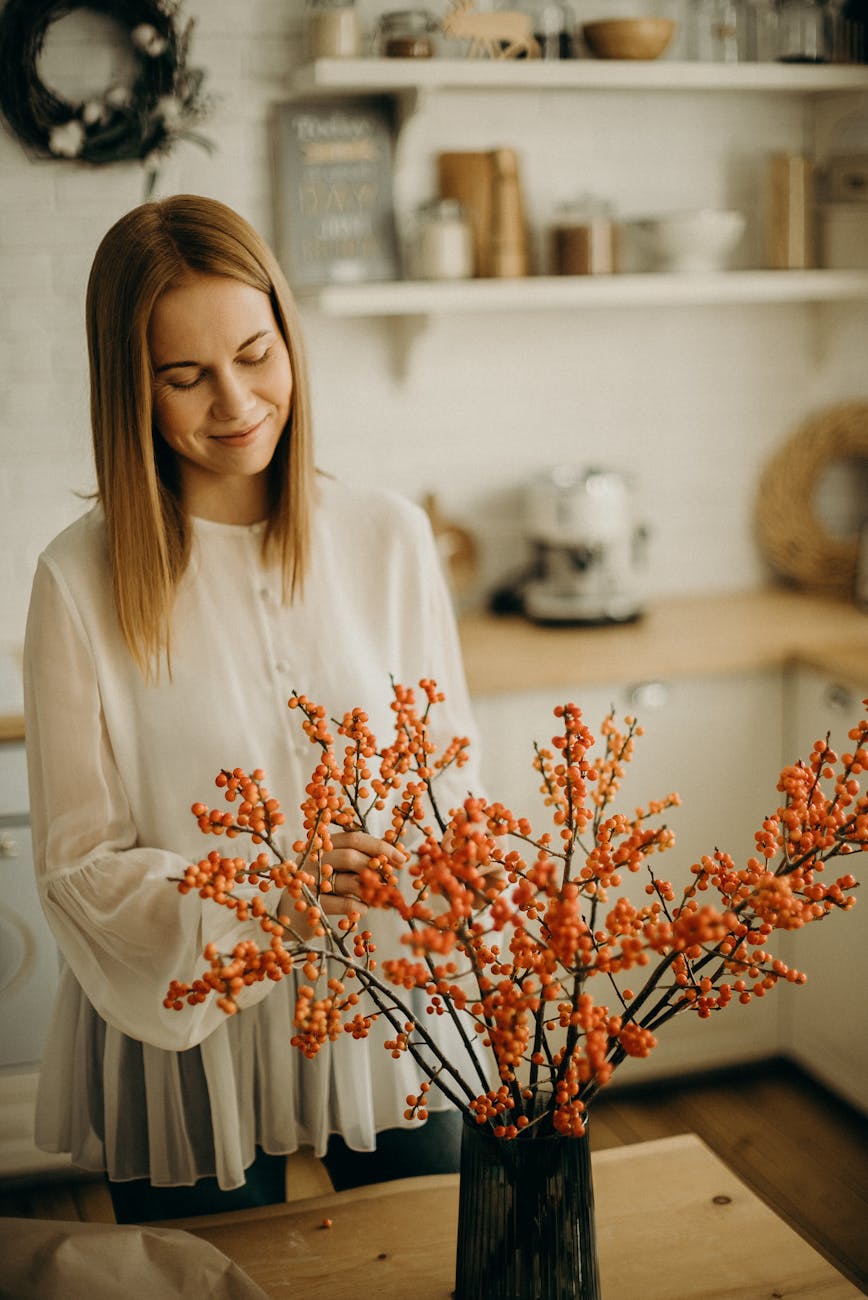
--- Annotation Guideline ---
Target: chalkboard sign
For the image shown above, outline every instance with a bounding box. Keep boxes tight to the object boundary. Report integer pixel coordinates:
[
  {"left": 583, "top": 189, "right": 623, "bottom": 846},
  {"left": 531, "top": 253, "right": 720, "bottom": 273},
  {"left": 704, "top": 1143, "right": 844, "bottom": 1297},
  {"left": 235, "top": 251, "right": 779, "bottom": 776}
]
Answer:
[{"left": 273, "top": 95, "right": 400, "bottom": 289}]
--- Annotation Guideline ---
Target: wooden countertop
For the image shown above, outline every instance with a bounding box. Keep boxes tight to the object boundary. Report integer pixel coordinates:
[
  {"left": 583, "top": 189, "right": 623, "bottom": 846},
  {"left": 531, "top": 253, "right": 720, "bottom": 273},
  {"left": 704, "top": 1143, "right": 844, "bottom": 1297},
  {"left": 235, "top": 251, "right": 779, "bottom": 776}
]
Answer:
[
  {"left": 459, "top": 587, "right": 868, "bottom": 695},
  {"left": 166, "top": 1133, "right": 861, "bottom": 1299},
  {"left": 2, "top": 588, "right": 866, "bottom": 745}
]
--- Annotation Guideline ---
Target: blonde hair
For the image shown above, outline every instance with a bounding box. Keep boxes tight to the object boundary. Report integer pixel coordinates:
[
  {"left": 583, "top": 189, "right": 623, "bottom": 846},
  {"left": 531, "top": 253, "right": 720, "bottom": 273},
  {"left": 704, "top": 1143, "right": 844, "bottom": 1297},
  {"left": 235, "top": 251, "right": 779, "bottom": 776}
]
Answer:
[{"left": 86, "top": 194, "right": 314, "bottom": 676}]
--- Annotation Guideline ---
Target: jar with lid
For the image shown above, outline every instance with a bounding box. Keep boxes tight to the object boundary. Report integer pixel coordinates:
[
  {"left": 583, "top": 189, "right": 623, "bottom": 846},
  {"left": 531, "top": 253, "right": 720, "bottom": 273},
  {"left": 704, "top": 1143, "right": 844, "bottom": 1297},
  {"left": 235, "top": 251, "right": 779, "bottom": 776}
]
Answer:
[
  {"left": 415, "top": 199, "right": 475, "bottom": 279},
  {"left": 550, "top": 198, "right": 617, "bottom": 275},
  {"left": 306, "top": 0, "right": 361, "bottom": 59},
  {"left": 375, "top": 9, "right": 438, "bottom": 57}
]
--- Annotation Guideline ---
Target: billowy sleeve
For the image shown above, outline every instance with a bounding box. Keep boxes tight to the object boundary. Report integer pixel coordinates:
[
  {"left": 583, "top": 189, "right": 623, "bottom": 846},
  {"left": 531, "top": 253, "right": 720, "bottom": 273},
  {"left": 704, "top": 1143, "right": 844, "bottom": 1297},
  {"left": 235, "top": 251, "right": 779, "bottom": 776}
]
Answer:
[{"left": 23, "top": 557, "right": 275, "bottom": 1052}]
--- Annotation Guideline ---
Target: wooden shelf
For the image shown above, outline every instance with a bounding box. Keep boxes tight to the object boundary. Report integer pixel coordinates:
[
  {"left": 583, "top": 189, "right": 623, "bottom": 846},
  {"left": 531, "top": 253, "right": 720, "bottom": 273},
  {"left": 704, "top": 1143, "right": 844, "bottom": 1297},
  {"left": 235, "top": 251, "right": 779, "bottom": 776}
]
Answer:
[
  {"left": 297, "top": 270, "right": 868, "bottom": 317},
  {"left": 292, "top": 57, "right": 868, "bottom": 97}
]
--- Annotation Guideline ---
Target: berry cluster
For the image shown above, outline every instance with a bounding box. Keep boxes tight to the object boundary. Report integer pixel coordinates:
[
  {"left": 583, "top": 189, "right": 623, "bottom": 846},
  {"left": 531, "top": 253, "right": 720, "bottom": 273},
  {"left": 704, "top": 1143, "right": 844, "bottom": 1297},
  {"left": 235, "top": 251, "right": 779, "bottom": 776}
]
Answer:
[{"left": 164, "top": 683, "right": 867, "bottom": 1140}]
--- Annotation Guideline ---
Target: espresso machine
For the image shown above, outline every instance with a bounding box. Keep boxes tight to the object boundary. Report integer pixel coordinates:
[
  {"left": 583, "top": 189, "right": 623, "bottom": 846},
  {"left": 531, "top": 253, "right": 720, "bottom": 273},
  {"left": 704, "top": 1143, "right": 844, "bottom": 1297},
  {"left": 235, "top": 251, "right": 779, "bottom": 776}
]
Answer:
[{"left": 504, "top": 465, "right": 647, "bottom": 626}]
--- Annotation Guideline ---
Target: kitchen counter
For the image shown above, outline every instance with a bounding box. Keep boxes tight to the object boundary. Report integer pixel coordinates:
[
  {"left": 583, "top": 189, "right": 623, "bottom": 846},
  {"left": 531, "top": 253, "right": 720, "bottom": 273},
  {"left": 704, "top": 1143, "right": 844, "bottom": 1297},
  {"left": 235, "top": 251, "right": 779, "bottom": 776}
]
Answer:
[
  {"left": 2, "top": 588, "right": 866, "bottom": 745},
  {"left": 459, "top": 586, "right": 868, "bottom": 696}
]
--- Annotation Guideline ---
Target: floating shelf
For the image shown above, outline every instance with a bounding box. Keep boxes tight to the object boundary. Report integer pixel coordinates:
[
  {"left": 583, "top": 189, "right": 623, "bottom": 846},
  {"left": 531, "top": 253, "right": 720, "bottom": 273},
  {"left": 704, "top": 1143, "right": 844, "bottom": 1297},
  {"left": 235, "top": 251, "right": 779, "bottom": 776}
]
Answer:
[
  {"left": 297, "top": 271, "right": 868, "bottom": 317},
  {"left": 292, "top": 57, "right": 868, "bottom": 97}
]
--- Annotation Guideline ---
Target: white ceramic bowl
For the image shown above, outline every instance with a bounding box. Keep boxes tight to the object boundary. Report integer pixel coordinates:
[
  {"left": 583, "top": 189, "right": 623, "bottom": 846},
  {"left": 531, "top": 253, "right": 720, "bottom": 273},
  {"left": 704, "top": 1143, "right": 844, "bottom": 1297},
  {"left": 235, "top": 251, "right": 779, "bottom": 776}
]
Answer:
[{"left": 630, "top": 209, "right": 747, "bottom": 272}]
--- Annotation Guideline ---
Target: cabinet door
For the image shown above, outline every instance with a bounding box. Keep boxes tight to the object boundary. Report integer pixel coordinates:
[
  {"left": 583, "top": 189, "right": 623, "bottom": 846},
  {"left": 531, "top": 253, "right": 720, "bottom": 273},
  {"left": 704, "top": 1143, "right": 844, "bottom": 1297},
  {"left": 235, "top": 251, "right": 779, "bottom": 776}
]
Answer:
[
  {"left": 778, "top": 666, "right": 868, "bottom": 1115},
  {"left": 472, "top": 670, "right": 784, "bottom": 1084}
]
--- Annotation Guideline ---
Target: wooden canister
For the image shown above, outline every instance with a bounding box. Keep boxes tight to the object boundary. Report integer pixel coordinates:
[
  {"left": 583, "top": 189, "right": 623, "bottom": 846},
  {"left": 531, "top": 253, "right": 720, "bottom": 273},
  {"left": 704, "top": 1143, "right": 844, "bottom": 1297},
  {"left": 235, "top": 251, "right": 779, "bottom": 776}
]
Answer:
[{"left": 765, "top": 153, "right": 816, "bottom": 270}]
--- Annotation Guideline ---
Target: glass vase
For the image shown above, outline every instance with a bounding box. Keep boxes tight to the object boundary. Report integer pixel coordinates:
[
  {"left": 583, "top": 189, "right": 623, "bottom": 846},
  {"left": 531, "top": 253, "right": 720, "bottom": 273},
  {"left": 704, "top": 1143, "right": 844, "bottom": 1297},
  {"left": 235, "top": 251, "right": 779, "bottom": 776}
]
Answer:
[{"left": 454, "top": 1113, "right": 601, "bottom": 1300}]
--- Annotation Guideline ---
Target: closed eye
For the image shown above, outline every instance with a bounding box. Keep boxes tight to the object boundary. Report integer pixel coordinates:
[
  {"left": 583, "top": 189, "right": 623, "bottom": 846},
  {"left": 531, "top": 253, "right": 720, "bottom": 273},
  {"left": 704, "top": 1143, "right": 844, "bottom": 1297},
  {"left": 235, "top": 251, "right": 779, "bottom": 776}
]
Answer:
[
  {"left": 165, "top": 371, "right": 205, "bottom": 391},
  {"left": 239, "top": 348, "right": 271, "bottom": 368}
]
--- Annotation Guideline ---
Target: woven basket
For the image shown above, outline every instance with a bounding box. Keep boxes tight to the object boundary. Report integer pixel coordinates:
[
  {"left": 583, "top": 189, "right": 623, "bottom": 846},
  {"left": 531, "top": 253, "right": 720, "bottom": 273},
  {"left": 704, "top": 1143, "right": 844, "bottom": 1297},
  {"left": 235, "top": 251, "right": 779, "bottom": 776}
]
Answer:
[{"left": 756, "top": 401, "right": 868, "bottom": 596}]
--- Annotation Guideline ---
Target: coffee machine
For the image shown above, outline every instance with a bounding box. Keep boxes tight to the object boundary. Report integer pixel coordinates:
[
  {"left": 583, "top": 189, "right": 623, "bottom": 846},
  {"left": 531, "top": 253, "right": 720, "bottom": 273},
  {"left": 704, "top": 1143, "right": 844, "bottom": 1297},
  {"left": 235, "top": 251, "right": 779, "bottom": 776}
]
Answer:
[{"left": 516, "top": 466, "right": 647, "bottom": 626}]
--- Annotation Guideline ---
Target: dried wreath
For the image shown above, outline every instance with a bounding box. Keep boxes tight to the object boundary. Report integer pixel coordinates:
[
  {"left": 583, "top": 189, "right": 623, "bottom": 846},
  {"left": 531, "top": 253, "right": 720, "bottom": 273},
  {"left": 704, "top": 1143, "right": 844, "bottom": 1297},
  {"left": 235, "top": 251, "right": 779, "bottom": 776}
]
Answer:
[{"left": 0, "top": 0, "right": 211, "bottom": 167}]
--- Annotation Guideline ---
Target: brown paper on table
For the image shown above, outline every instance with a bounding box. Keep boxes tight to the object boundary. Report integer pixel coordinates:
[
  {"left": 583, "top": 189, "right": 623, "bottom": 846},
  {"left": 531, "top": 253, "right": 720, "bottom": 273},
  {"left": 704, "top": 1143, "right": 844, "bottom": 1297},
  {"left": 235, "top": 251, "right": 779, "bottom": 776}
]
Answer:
[{"left": 0, "top": 1217, "right": 270, "bottom": 1300}]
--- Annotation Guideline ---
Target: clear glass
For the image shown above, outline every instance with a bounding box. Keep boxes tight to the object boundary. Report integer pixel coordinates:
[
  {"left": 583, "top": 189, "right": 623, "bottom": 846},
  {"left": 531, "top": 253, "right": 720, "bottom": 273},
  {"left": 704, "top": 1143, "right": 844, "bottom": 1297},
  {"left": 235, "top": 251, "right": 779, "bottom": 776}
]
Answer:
[
  {"left": 306, "top": 0, "right": 360, "bottom": 58},
  {"left": 777, "top": 0, "right": 825, "bottom": 59},
  {"left": 686, "top": 0, "right": 742, "bottom": 60},
  {"left": 375, "top": 8, "right": 437, "bottom": 56},
  {"left": 742, "top": 0, "right": 780, "bottom": 59}
]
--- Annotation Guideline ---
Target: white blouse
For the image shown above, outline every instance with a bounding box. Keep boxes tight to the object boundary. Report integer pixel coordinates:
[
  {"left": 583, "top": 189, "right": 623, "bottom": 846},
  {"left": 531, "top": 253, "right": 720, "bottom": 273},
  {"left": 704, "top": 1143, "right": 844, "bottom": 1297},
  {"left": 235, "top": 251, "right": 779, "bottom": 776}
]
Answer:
[{"left": 23, "top": 477, "right": 486, "bottom": 1189}]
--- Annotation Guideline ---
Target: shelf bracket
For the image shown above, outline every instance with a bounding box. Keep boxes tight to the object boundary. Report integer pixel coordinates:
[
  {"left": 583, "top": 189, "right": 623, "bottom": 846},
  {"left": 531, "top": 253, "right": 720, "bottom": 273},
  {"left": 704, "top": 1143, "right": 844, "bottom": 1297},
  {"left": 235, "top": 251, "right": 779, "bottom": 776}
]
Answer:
[{"left": 382, "top": 312, "right": 429, "bottom": 379}]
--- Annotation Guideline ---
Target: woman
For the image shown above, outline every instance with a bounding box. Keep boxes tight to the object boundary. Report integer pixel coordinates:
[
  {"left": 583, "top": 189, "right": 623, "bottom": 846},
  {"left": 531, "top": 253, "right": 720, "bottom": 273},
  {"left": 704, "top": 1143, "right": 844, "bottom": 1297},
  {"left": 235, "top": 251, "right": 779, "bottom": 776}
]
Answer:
[{"left": 23, "top": 195, "right": 482, "bottom": 1222}]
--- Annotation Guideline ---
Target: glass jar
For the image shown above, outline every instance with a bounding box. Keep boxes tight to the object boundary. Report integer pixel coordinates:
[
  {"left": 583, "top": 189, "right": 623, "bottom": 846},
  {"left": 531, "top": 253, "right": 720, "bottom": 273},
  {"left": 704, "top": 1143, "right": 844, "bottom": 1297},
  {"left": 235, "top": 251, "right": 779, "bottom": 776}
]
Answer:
[
  {"left": 686, "top": 0, "right": 742, "bottom": 60},
  {"left": 742, "top": 0, "right": 779, "bottom": 59},
  {"left": 777, "top": 0, "right": 826, "bottom": 59},
  {"left": 306, "top": 0, "right": 361, "bottom": 59},
  {"left": 550, "top": 198, "right": 617, "bottom": 274},
  {"left": 376, "top": 9, "right": 437, "bottom": 57},
  {"left": 415, "top": 199, "right": 474, "bottom": 279}
]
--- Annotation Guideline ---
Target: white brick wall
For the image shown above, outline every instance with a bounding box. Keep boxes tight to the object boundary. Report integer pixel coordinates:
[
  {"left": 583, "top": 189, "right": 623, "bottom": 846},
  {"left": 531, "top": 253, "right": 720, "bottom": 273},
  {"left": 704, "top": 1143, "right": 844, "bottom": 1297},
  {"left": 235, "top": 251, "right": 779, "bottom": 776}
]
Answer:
[{"left": 1, "top": 0, "right": 866, "bottom": 653}]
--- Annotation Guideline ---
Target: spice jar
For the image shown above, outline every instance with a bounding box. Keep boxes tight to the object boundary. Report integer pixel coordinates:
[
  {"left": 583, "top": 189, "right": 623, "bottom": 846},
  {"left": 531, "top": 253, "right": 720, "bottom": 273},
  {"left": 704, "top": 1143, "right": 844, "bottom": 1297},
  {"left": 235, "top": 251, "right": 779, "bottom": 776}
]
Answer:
[
  {"left": 415, "top": 199, "right": 474, "bottom": 279},
  {"left": 376, "top": 9, "right": 437, "bottom": 57},
  {"left": 306, "top": 0, "right": 361, "bottom": 58},
  {"left": 550, "top": 199, "right": 617, "bottom": 275}
]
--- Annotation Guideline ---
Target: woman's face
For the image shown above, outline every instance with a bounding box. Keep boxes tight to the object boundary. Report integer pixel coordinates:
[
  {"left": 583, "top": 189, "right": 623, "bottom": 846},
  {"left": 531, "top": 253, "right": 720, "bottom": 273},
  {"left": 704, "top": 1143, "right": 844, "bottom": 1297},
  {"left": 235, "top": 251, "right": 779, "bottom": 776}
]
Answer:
[{"left": 148, "top": 272, "right": 293, "bottom": 523}]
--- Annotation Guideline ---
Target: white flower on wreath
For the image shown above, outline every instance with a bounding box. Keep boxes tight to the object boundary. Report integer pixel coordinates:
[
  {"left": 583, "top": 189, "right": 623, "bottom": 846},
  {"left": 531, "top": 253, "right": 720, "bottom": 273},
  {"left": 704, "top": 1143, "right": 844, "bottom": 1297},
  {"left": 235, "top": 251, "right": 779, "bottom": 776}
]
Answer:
[
  {"left": 154, "top": 95, "right": 182, "bottom": 129},
  {"left": 105, "top": 84, "right": 134, "bottom": 110},
  {"left": 131, "top": 23, "right": 169, "bottom": 56},
  {"left": 81, "top": 99, "right": 109, "bottom": 128},
  {"left": 49, "top": 120, "right": 86, "bottom": 158}
]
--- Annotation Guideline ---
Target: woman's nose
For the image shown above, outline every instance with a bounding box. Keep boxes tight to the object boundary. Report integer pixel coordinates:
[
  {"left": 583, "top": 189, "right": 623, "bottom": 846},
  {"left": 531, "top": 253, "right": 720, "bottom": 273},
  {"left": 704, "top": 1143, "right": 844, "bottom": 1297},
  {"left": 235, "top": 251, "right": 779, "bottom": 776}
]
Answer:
[{"left": 211, "top": 367, "right": 256, "bottom": 421}]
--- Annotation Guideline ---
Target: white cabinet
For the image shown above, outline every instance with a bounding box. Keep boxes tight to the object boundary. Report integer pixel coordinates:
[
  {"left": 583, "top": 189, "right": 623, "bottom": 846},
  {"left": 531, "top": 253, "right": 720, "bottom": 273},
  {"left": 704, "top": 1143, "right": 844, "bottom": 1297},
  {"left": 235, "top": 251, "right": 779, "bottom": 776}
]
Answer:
[
  {"left": 472, "top": 668, "right": 785, "bottom": 1084},
  {"left": 778, "top": 664, "right": 868, "bottom": 1114}
]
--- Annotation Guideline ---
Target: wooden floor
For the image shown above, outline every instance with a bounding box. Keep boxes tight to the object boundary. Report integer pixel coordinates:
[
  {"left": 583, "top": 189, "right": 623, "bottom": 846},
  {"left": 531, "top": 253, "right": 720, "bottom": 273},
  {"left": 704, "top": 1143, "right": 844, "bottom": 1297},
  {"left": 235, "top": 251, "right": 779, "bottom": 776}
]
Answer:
[{"left": 1, "top": 1056, "right": 866, "bottom": 1295}]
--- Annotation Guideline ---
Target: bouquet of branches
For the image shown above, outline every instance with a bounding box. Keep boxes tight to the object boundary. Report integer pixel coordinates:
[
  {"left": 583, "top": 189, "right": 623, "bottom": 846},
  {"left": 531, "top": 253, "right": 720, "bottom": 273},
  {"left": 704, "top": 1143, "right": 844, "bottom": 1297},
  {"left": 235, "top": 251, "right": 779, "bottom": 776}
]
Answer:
[{"left": 165, "top": 680, "right": 866, "bottom": 1140}]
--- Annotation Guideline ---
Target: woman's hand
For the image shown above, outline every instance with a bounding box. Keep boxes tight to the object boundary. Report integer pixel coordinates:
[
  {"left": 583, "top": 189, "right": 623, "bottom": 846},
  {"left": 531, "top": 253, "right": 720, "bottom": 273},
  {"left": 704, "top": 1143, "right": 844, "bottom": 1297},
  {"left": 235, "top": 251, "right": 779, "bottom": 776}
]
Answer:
[
  {"left": 317, "top": 830, "right": 404, "bottom": 917},
  {"left": 281, "top": 831, "right": 404, "bottom": 930}
]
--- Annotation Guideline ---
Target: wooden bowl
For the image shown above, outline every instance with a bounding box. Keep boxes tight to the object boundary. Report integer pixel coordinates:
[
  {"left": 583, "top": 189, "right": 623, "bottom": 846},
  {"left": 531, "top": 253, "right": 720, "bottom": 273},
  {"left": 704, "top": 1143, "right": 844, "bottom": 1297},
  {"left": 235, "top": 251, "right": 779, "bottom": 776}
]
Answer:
[{"left": 582, "top": 17, "right": 676, "bottom": 60}]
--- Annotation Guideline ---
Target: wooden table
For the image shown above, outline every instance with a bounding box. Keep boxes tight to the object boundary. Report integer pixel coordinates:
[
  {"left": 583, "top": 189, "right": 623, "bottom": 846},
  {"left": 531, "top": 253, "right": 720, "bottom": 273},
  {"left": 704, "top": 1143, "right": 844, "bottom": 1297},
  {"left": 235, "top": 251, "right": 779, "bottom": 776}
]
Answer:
[{"left": 164, "top": 1134, "right": 861, "bottom": 1299}]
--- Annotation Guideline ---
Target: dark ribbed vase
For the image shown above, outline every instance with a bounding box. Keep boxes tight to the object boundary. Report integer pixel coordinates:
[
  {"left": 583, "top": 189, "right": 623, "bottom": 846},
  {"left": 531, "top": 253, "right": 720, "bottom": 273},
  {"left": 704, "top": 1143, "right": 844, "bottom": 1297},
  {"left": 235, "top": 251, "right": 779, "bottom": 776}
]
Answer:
[{"left": 454, "top": 1113, "right": 601, "bottom": 1300}]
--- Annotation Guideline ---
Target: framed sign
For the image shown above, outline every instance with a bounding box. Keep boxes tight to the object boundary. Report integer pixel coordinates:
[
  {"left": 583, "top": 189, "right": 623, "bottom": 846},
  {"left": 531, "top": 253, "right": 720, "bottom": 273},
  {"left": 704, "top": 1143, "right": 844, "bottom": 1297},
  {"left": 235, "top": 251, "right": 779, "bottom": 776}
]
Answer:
[{"left": 273, "top": 95, "right": 400, "bottom": 289}]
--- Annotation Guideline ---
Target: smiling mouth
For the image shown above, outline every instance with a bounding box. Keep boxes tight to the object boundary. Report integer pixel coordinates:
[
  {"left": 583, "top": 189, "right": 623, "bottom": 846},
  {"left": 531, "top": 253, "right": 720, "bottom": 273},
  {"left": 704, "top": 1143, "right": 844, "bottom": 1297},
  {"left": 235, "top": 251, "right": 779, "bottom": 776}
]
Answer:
[{"left": 213, "top": 417, "right": 266, "bottom": 446}]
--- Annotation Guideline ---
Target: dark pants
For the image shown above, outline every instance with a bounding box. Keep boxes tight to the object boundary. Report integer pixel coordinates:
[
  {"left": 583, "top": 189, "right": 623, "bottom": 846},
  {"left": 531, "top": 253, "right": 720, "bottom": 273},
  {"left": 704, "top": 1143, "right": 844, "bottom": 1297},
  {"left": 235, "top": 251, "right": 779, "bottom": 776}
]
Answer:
[
  {"left": 322, "top": 1109, "right": 462, "bottom": 1191},
  {"left": 107, "top": 1112, "right": 462, "bottom": 1222}
]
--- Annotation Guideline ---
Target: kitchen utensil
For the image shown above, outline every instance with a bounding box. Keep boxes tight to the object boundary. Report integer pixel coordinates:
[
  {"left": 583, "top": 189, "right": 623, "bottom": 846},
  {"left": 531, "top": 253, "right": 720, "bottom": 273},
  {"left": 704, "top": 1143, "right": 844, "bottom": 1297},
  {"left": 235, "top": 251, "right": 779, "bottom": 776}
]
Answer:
[
  {"left": 582, "top": 17, "right": 675, "bottom": 60},
  {"left": 489, "top": 148, "right": 530, "bottom": 278},
  {"left": 437, "top": 149, "right": 529, "bottom": 278},
  {"left": 631, "top": 208, "right": 746, "bottom": 271},
  {"left": 519, "top": 466, "right": 647, "bottom": 625}
]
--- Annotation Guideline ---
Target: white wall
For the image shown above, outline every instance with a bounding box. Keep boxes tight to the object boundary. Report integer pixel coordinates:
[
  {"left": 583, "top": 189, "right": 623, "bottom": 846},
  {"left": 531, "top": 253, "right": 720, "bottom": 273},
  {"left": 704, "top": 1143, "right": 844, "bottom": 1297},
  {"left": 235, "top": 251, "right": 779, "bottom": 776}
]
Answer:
[{"left": 1, "top": 0, "right": 866, "bottom": 651}]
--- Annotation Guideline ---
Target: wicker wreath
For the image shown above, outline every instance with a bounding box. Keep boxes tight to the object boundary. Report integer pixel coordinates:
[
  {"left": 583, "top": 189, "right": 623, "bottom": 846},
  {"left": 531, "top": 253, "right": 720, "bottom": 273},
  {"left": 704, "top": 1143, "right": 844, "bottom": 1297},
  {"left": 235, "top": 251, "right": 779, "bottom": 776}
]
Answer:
[
  {"left": 756, "top": 401, "right": 868, "bottom": 597},
  {"left": 0, "top": 0, "right": 209, "bottom": 166}
]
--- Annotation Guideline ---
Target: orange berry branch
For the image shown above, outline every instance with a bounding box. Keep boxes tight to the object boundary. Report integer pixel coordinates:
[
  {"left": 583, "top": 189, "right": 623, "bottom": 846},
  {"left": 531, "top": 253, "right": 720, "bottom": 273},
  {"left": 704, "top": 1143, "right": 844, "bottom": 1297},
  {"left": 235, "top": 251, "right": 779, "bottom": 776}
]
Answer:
[{"left": 164, "top": 682, "right": 867, "bottom": 1140}]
